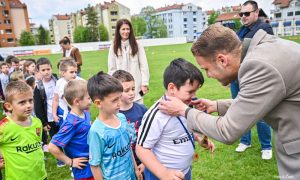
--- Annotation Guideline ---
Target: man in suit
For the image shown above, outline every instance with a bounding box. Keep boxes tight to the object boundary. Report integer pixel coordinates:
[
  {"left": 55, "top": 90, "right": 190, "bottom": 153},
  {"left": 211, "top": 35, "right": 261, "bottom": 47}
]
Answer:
[
  {"left": 232, "top": 0, "right": 273, "bottom": 159},
  {"left": 159, "top": 24, "right": 300, "bottom": 178}
]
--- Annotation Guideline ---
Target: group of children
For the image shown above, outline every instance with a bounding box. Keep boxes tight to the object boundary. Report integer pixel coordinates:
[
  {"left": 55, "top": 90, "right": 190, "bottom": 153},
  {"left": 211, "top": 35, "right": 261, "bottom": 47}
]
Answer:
[{"left": 0, "top": 55, "right": 214, "bottom": 180}]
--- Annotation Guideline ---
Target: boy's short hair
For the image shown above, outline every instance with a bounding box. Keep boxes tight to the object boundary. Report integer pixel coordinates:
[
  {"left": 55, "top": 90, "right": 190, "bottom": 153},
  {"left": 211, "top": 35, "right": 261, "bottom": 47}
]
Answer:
[
  {"left": 88, "top": 71, "right": 123, "bottom": 101},
  {"left": 11, "top": 57, "right": 20, "bottom": 64},
  {"left": 112, "top": 70, "right": 134, "bottom": 82},
  {"left": 10, "top": 71, "right": 24, "bottom": 82},
  {"left": 5, "top": 81, "right": 32, "bottom": 102},
  {"left": 5, "top": 55, "right": 15, "bottom": 64},
  {"left": 163, "top": 58, "right": 204, "bottom": 89},
  {"left": 59, "top": 59, "right": 77, "bottom": 72},
  {"left": 64, "top": 79, "right": 87, "bottom": 105},
  {"left": 36, "top": 57, "right": 52, "bottom": 70},
  {"left": 0, "top": 62, "right": 8, "bottom": 69}
]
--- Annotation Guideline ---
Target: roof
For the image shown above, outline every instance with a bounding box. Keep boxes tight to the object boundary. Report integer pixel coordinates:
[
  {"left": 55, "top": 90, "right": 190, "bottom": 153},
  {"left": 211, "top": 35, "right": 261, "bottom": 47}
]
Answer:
[
  {"left": 272, "top": 0, "right": 291, "bottom": 8},
  {"left": 156, "top": 4, "right": 184, "bottom": 12},
  {"left": 216, "top": 12, "right": 240, "bottom": 22},
  {"left": 101, "top": 0, "right": 116, "bottom": 10},
  {"left": 205, "top": 10, "right": 215, "bottom": 15},
  {"left": 9, "top": 0, "right": 27, "bottom": 8},
  {"left": 54, "top": 14, "right": 70, "bottom": 20}
]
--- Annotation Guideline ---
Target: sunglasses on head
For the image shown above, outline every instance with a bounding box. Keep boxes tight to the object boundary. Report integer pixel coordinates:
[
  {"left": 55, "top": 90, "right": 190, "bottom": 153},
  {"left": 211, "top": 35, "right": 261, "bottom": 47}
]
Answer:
[{"left": 239, "top": 9, "right": 257, "bottom": 17}]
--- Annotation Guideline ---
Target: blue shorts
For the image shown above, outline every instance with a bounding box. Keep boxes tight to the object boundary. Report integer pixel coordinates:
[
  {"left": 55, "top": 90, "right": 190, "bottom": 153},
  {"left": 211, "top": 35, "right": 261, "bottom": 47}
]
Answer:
[{"left": 144, "top": 168, "right": 191, "bottom": 180}]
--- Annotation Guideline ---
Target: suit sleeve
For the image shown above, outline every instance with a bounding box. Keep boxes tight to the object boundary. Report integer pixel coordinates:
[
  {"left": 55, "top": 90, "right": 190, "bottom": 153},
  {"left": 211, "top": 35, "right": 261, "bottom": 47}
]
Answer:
[
  {"left": 187, "top": 60, "right": 286, "bottom": 144},
  {"left": 137, "top": 43, "right": 150, "bottom": 86},
  {"left": 108, "top": 44, "right": 117, "bottom": 75},
  {"left": 33, "top": 87, "right": 48, "bottom": 127}
]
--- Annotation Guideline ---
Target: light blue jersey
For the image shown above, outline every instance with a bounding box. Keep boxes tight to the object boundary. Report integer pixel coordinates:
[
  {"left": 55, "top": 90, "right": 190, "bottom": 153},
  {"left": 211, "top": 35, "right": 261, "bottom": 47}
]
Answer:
[{"left": 88, "top": 113, "right": 136, "bottom": 180}]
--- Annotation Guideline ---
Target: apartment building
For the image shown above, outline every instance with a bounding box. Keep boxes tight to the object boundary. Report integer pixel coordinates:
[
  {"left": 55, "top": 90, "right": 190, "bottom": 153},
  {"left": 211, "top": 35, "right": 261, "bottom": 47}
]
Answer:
[
  {"left": 49, "top": 14, "right": 72, "bottom": 44},
  {"left": 153, "top": 3, "right": 206, "bottom": 42},
  {"left": 101, "top": 0, "right": 130, "bottom": 40},
  {"left": 271, "top": 0, "right": 300, "bottom": 36},
  {"left": 0, "top": 0, "right": 30, "bottom": 47}
]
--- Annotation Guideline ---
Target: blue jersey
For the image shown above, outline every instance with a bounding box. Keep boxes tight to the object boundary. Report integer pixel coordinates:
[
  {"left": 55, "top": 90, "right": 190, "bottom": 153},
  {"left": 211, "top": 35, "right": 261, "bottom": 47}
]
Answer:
[
  {"left": 119, "top": 103, "right": 147, "bottom": 165},
  {"left": 88, "top": 113, "right": 136, "bottom": 180},
  {"left": 51, "top": 111, "right": 93, "bottom": 179}
]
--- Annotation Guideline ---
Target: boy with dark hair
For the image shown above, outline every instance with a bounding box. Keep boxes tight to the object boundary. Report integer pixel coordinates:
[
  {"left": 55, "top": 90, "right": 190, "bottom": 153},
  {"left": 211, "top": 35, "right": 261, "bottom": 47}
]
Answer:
[
  {"left": 87, "top": 72, "right": 142, "bottom": 180},
  {"left": 34, "top": 57, "right": 58, "bottom": 151},
  {"left": 136, "top": 58, "right": 214, "bottom": 180},
  {"left": 49, "top": 79, "right": 94, "bottom": 180},
  {"left": 0, "top": 81, "right": 46, "bottom": 179},
  {"left": 112, "top": 70, "right": 147, "bottom": 172}
]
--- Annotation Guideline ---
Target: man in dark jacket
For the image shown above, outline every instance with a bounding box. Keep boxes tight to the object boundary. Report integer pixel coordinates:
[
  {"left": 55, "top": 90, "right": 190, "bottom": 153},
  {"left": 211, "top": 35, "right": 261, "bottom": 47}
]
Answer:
[{"left": 232, "top": 0, "right": 274, "bottom": 160}]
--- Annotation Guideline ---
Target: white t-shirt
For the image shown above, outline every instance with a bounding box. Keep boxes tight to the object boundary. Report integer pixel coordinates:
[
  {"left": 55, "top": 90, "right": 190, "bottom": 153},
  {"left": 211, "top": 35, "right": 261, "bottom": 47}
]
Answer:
[
  {"left": 43, "top": 79, "right": 55, "bottom": 122},
  {"left": 137, "top": 100, "right": 194, "bottom": 174},
  {"left": 54, "top": 76, "right": 84, "bottom": 120}
]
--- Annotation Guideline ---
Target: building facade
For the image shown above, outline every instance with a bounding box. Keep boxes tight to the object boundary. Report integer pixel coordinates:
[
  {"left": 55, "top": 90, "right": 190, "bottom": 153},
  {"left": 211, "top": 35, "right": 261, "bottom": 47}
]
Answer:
[
  {"left": 271, "top": 0, "right": 300, "bottom": 36},
  {"left": 101, "top": 0, "right": 130, "bottom": 40},
  {"left": 49, "top": 14, "right": 72, "bottom": 44},
  {"left": 153, "top": 3, "right": 206, "bottom": 42},
  {"left": 0, "top": 0, "right": 30, "bottom": 47}
]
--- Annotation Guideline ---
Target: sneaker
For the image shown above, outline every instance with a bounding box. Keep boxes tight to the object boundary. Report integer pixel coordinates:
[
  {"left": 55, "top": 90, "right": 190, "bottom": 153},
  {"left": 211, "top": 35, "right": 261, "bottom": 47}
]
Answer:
[
  {"left": 261, "top": 150, "right": 272, "bottom": 160},
  {"left": 57, "top": 160, "right": 66, "bottom": 167},
  {"left": 235, "top": 143, "right": 251, "bottom": 152},
  {"left": 43, "top": 145, "right": 49, "bottom": 152}
]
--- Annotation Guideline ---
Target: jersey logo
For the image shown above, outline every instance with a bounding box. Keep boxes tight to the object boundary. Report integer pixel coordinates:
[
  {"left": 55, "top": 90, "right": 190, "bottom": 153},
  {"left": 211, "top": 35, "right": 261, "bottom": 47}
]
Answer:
[
  {"left": 11, "top": 136, "right": 18, "bottom": 141},
  {"left": 107, "top": 142, "right": 116, "bottom": 148},
  {"left": 36, "top": 127, "right": 41, "bottom": 136}
]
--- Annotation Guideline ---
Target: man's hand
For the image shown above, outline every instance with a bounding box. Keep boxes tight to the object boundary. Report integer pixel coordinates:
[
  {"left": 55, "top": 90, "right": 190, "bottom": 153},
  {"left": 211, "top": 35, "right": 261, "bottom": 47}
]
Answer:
[
  {"left": 160, "top": 169, "right": 184, "bottom": 180},
  {"left": 190, "top": 98, "right": 217, "bottom": 114},
  {"left": 71, "top": 157, "right": 89, "bottom": 169},
  {"left": 195, "top": 135, "right": 215, "bottom": 152},
  {"left": 159, "top": 96, "right": 188, "bottom": 117}
]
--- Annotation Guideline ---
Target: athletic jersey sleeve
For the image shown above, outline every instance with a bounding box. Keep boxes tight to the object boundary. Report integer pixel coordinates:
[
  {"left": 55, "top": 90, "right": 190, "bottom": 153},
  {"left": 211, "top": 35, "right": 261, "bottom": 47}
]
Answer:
[
  {"left": 51, "top": 121, "right": 75, "bottom": 148},
  {"left": 137, "top": 111, "right": 169, "bottom": 149},
  {"left": 88, "top": 129, "right": 105, "bottom": 166},
  {"left": 118, "top": 113, "right": 137, "bottom": 143}
]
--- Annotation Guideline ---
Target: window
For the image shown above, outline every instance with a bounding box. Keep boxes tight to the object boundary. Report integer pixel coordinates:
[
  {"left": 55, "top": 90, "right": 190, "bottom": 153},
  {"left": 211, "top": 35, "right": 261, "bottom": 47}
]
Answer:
[
  {"left": 193, "top": 11, "right": 196, "bottom": 15},
  {"left": 0, "top": 2, "right": 5, "bottom": 6},
  {"left": 4, "top": 19, "right": 10, "bottom": 24},
  {"left": 194, "top": 30, "right": 197, "bottom": 33},
  {"left": 184, "top": 24, "right": 187, "bottom": 28},
  {"left": 5, "top": 29, "right": 12, "bottom": 33},
  {"left": 184, "top": 30, "right": 187, "bottom": 34},
  {"left": 7, "top": 38, "right": 14, "bottom": 43},
  {"left": 111, "top": 18, "right": 117, "bottom": 22},
  {"left": 110, "top": 11, "right": 118, "bottom": 15},
  {"left": 193, "top": 18, "right": 196, "bottom": 22},
  {"left": 2, "top": 38, "right": 5, "bottom": 43},
  {"left": 0, "top": 29, "right": 3, "bottom": 34},
  {"left": 296, "top": 11, "right": 300, "bottom": 15},
  {"left": 2, "top": 10, "right": 8, "bottom": 17},
  {"left": 112, "top": 26, "right": 116, "bottom": 30},
  {"left": 287, "top": 12, "right": 293, "bottom": 16},
  {"left": 275, "top": 13, "right": 281, "bottom": 18},
  {"left": 183, "top": 18, "right": 187, "bottom": 22}
]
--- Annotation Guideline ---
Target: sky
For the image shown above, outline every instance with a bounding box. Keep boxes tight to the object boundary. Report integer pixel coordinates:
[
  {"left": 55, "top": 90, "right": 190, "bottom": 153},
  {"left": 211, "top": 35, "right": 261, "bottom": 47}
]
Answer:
[{"left": 22, "top": 0, "right": 274, "bottom": 28}]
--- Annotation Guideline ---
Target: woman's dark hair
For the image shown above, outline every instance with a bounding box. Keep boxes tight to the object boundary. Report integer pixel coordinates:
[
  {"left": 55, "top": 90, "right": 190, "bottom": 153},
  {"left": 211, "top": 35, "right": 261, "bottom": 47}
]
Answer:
[
  {"left": 59, "top": 36, "right": 71, "bottom": 45},
  {"left": 113, "top": 19, "right": 138, "bottom": 57}
]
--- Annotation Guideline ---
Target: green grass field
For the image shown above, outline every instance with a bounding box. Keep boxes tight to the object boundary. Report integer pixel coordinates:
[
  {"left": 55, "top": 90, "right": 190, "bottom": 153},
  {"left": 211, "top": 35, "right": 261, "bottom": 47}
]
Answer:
[{"left": 24, "top": 43, "right": 278, "bottom": 179}]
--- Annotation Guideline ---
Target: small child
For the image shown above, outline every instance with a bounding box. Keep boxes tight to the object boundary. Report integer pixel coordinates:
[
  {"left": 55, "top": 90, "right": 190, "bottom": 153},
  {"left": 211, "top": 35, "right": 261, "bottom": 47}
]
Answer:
[
  {"left": 0, "top": 62, "right": 9, "bottom": 95},
  {"left": 34, "top": 57, "right": 58, "bottom": 150},
  {"left": 136, "top": 58, "right": 214, "bottom": 180},
  {"left": 0, "top": 81, "right": 47, "bottom": 179},
  {"left": 52, "top": 59, "right": 81, "bottom": 125},
  {"left": 87, "top": 72, "right": 142, "bottom": 180},
  {"left": 49, "top": 79, "right": 93, "bottom": 180},
  {"left": 112, "top": 70, "right": 147, "bottom": 172}
]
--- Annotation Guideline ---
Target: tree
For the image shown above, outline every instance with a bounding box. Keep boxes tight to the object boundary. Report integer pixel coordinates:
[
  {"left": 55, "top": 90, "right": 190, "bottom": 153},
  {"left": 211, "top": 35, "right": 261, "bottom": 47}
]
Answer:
[
  {"left": 98, "top": 24, "right": 109, "bottom": 41},
  {"left": 73, "top": 26, "right": 89, "bottom": 43},
  {"left": 131, "top": 16, "right": 147, "bottom": 37},
  {"left": 36, "top": 25, "right": 50, "bottom": 45},
  {"left": 19, "top": 31, "right": 35, "bottom": 46},
  {"left": 233, "top": 19, "right": 242, "bottom": 31},
  {"left": 85, "top": 4, "right": 99, "bottom": 42},
  {"left": 208, "top": 11, "right": 218, "bottom": 25},
  {"left": 140, "top": 6, "right": 167, "bottom": 38}
]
